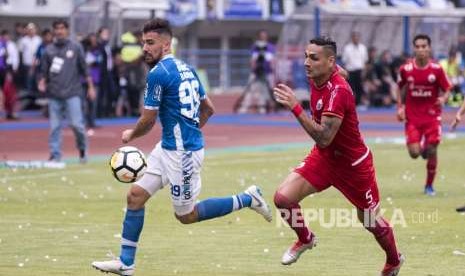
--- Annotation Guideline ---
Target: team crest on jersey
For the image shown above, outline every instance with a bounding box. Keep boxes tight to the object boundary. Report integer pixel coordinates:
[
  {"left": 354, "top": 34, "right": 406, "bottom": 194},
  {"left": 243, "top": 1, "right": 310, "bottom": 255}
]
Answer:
[
  {"left": 404, "top": 63, "right": 413, "bottom": 72},
  {"left": 316, "top": 99, "right": 323, "bottom": 111},
  {"left": 428, "top": 74, "right": 436, "bottom": 83}
]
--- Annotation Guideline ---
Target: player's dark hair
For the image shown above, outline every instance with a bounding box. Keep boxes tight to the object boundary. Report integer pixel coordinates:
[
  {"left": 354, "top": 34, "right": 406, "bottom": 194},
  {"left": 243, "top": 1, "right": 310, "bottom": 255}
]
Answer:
[
  {"left": 52, "top": 19, "right": 69, "bottom": 29},
  {"left": 413, "top": 34, "right": 431, "bottom": 46},
  {"left": 142, "top": 18, "right": 172, "bottom": 38},
  {"left": 309, "top": 36, "right": 337, "bottom": 56}
]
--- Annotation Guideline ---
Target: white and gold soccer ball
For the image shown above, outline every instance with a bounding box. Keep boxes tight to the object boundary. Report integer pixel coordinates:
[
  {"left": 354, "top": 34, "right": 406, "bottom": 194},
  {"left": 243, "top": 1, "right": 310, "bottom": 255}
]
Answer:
[{"left": 109, "top": 146, "right": 147, "bottom": 183}]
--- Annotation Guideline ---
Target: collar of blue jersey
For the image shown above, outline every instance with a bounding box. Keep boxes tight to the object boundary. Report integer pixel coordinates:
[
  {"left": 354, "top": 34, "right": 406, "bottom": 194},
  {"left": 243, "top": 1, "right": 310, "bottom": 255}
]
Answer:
[{"left": 161, "top": 54, "right": 174, "bottom": 61}]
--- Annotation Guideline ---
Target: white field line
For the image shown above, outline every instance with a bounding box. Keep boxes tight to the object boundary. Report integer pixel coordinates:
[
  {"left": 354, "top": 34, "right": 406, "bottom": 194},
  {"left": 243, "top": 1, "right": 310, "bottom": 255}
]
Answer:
[{"left": 1, "top": 169, "right": 96, "bottom": 181}]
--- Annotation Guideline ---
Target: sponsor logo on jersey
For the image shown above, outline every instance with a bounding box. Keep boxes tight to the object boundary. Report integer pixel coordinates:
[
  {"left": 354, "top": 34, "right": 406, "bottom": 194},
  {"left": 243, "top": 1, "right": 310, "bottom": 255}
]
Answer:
[
  {"left": 411, "top": 89, "right": 432, "bottom": 97},
  {"left": 316, "top": 98, "right": 323, "bottom": 111}
]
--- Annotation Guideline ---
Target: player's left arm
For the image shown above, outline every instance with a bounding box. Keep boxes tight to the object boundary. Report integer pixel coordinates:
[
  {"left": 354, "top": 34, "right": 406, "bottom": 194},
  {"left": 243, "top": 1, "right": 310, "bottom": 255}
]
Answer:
[
  {"left": 437, "top": 67, "right": 452, "bottom": 106},
  {"left": 199, "top": 96, "right": 215, "bottom": 128},
  {"left": 192, "top": 69, "right": 214, "bottom": 128},
  {"left": 273, "top": 83, "right": 342, "bottom": 148}
]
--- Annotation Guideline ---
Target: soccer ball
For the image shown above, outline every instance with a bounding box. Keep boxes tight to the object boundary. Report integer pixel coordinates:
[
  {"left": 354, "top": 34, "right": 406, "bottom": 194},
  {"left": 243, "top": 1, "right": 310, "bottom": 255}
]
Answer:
[{"left": 109, "top": 146, "right": 147, "bottom": 183}]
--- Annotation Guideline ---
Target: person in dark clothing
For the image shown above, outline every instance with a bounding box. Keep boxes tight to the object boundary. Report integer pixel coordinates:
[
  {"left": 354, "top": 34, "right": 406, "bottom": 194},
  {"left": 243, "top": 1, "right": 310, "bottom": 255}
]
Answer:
[{"left": 37, "top": 19, "right": 95, "bottom": 163}]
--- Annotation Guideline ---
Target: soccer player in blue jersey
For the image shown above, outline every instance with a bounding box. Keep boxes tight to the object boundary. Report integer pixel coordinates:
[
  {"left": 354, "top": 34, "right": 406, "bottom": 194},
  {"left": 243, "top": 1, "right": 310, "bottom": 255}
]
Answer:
[{"left": 91, "top": 19, "right": 272, "bottom": 276}]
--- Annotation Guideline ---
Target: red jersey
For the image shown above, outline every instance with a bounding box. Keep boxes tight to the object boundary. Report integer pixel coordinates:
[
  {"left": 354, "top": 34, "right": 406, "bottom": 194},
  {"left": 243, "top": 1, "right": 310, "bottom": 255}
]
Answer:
[
  {"left": 309, "top": 70, "right": 369, "bottom": 167},
  {"left": 397, "top": 59, "right": 452, "bottom": 124}
]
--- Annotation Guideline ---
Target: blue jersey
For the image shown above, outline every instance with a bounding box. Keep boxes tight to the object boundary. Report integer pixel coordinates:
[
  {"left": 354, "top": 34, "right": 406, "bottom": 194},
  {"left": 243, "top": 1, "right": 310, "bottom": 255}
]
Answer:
[{"left": 144, "top": 55, "right": 206, "bottom": 151}]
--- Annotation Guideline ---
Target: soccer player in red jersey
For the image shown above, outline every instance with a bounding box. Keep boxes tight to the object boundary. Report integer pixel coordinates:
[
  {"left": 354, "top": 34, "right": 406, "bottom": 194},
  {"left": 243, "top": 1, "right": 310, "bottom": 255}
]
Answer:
[
  {"left": 273, "top": 37, "right": 403, "bottom": 275},
  {"left": 396, "top": 34, "right": 452, "bottom": 196}
]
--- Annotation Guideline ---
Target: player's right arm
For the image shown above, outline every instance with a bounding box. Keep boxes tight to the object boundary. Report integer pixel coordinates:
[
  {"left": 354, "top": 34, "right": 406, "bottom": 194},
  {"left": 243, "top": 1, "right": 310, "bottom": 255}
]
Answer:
[
  {"left": 273, "top": 83, "right": 342, "bottom": 148},
  {"left": 396, "top": 65, "right": 407, "bottom": 122},
  {"left": 396, "top": 86, "right": 406, "bottom": 122}
]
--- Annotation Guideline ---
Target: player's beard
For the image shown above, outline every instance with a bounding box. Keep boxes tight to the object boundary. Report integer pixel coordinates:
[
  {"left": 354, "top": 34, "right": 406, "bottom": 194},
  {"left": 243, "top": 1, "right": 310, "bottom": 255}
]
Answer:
[{"left": 144, "top": 52, "right": 160, "bottom": 68}]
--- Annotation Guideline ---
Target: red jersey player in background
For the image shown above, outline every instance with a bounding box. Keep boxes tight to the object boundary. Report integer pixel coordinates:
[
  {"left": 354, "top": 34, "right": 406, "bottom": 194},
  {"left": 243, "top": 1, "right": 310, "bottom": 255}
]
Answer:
[
  {"left": 396, "top": 34, "right": 452, "bottom": 196},
  {"left": 273, "top": 37, "right": 403, "bottom": 276},
  {"left": 450, "top": 96, "right": 465, "bottom": 213}
]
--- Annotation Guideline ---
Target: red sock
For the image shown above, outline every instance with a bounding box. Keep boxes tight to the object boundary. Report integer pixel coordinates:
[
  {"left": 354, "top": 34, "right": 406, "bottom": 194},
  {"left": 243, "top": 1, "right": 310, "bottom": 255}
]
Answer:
[
  {"left": 366, "top": 217, "right": 400, "bottom": 265},
  {"left": 274, "top": 192, "right": 311, "bottom": 243},
  {"left": 426, "top": 155, "right": 437, "bottom": 187}
]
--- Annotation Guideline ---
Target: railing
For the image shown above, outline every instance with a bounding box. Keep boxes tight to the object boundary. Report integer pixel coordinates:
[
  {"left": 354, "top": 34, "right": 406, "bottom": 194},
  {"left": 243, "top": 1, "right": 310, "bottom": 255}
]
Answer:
[{"left": 178, "top": 49, "right": 252, "bottom": 90}]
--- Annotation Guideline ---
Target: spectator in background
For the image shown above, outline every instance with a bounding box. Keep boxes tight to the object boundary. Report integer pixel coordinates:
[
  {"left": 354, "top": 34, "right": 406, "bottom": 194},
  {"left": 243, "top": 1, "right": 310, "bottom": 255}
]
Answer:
[
  {"left": 0, "top": 31, "right": 7, "bottom": 91},
  {"left": 206, "top": 0, "right": 216, "bottom": 21},
  {"left": 97, "top": 26, "right": 116, "bottom": 118},
  {"left": 83, "top": 33, "right": 103, "bottom": 133},
  {"left": 113, "top": 48, "right": 130, "bottom": 117},
  {"left": 14, "top": 22, "right": 25, "bottom": 41},
  {"left": 391, "top": 51, "right": 409, "bottom": 82},
  {"left": 374, "top": 50, "right": 396, "bottom": 107},
  {"left": 235, "top": 30, "right": 276, "bottom": 114},
  {"left": 18, "top": 23, "right": 42, "bottom": 94},
  {"left": 33, "top": 29, "right": 53, "bottom": 74},
  {"left": 1, "top": 30, "right": 20, "bottom": 120},
  {"left": 342, "top": 31, "right": 368, "bottom": 107},
  {"left": 440, "top": 46, "right": 463, "bottom": 107},
  {"left": 120, "top": 31, "right": 145, "bottom": 117},
  {"left": 38, "top": 19, "right": 95, "bottom": 163},
  {"left": 32, "top": 28, "right": 53, "bottom": 117},
  {"left": 363, "top": 46, "right": 381, "bottom": 106}
]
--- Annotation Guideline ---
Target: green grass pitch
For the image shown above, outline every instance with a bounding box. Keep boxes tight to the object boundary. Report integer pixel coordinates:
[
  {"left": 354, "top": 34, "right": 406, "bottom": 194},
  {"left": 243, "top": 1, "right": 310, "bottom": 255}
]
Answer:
[{"left": 1, "top": 140, "right": 464, "bottom": 275}]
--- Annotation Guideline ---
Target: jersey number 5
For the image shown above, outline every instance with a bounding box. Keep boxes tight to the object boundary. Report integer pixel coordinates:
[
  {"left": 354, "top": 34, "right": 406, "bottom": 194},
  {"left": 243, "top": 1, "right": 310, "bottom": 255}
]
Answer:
[{"left": 179, "top": 79, "right": 200, "bottom": 122}]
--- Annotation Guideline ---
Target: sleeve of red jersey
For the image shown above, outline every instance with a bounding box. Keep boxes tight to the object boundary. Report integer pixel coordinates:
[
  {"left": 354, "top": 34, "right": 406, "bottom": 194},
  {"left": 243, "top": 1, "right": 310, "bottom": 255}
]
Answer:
[
  {"left": 437, "top": 67, "right": 453, "bottom": 92},
  {"left": 397, "top": 65, "right": 406, "bottom": 88},
  {"left": 321, "top": 86, "right": 348, "bottom": 119}
]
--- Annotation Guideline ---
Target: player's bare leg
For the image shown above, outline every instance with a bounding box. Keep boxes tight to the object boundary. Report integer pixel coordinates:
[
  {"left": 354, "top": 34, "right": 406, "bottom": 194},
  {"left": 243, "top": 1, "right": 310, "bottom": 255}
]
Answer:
[
  {"left": 424, "top": 144, "right": 438, "bottom": 196},
  {"left": 358, "top": 207, "right": 403, "bottom": 275},
  {"left": 406, "top": 143, "right": 422, "bottom": 159},
  {"left": 407, "top": 142, "right": 437, "bottom": 196},
  {"left": 274, "top": 172, "right": 318, "bottom": 265},
  {"left": 92, "top": 185, "right": 151, "bottom": 275}
]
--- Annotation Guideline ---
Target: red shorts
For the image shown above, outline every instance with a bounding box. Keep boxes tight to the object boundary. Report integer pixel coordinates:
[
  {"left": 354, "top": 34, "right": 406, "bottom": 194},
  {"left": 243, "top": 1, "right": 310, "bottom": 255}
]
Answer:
[
  {"left": 405, "top": 120, "right": 441, "bottom": 145},
  {"left": 294, "top": 149, "right": 380, "bottom": 211}
]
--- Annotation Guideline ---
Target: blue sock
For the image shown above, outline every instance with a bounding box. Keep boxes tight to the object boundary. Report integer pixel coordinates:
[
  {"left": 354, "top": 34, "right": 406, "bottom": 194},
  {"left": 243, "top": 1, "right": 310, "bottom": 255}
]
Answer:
[
  {"left": 196, "top": 193, "right": 252, "bottom": 221},
  {"left": 120, "top": 208, "right": 145, "bottom": 266}
]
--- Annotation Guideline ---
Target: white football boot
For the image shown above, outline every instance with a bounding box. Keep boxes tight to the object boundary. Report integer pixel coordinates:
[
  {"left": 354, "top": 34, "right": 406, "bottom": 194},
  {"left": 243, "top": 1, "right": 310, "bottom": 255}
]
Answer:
[
  {"left": 281, "top": 235, "right": 318, "bottom": 265},
  {"left": 244, "top": 185, "right": 273, "bottom": 222},
  {"left": 92, "top": 253, "right": 135, "bottom": 276}
]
